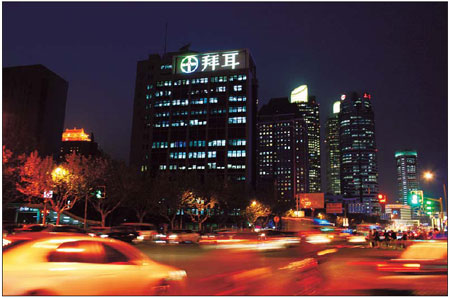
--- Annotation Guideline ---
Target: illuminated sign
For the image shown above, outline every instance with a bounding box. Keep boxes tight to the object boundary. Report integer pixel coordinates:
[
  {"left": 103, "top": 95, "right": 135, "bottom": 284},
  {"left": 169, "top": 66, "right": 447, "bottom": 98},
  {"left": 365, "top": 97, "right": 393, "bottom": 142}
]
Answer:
[
  {"left": 43, "top": 191, "right": 53, "bottom": 199},
  {"left": 333, "top": 101, "right": 341, "bottom": 114},
  {"left": 363, "top": 92, "right": 372, "bottom": 99},
  {"left": 62, "top": 128, "right": 91, "bottom": 142},
  {"left": 298, "top": 193, "right": 324, "bottom": 209},
  {"left": 326, "top": 203, "right": 343, "bottom": 214},
  {"left": 174, "top": 50, "right": 247, "bottom": 74},
  {"left": 290, "top": 85, "right": 308, "bottom": 103}
]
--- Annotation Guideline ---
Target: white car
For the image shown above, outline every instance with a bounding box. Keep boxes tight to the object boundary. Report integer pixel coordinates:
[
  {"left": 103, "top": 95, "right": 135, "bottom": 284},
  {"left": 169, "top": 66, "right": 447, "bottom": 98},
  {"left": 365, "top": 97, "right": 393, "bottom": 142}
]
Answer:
[{"left": 3, "top": 232, "right": 187, "bottom": 295}]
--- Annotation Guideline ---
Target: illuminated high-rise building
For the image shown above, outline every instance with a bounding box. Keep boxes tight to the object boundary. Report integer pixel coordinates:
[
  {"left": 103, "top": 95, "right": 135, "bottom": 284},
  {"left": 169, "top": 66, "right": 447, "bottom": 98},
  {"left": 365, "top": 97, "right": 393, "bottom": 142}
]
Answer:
[
  {"left": 325, "top": 100, "right": 341, "bottom": 195},
  {"left": 59, "top": 128, "right": 99, "bottom": 160},
  {"left": 257, "top": 97, "right": 308, "bottom": 207},
  {"left": 289, "top": 85, "right": 321, "bottom": 193},
  {"left": 339, "top": 92, "right": 379, "bottom": 214},
  {"left": 129, "top": 48, "right": 257, "bottom": 185},
  {"left": 395, "top": 150, "right": 419, "bottom": 205}
]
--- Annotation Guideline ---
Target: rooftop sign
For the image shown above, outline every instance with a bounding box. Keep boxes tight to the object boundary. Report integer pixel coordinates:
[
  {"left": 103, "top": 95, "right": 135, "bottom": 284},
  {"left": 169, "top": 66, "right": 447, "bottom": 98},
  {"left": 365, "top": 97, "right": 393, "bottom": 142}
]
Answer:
[{"left": 173, "top": 50, "right": 247, "bottom": 74}]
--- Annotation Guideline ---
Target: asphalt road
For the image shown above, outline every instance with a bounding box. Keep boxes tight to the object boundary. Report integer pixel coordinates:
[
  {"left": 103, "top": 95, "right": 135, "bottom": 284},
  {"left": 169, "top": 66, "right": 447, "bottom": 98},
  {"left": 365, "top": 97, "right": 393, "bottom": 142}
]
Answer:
[{"left": 133, "top": 241, "right": 438, "bottom": 295}]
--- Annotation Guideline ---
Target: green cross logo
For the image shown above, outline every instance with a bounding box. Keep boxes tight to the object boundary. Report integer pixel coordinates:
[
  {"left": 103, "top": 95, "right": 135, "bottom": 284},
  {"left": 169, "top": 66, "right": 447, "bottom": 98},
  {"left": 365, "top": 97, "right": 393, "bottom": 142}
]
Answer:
[{"left": 180, "top": 56, "right": 199, "bottom": 73}]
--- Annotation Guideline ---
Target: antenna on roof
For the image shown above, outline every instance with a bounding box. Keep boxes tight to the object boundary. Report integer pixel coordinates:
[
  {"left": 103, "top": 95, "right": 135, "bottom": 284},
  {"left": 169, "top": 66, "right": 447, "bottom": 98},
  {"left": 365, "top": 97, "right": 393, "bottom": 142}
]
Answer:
[{"left": 164, "top": 22, "right": 168, "bottom": 54}]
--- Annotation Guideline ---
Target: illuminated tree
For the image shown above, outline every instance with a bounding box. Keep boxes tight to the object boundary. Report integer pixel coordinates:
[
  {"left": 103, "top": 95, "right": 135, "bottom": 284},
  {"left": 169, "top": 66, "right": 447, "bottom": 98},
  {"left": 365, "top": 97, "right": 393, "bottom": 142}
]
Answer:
[
  {"left": 16, "top": 151, "right": 86, "bottom": 225},
  {"left": 181, "top": 175, "right": 219, "bottom": 232},
  {"left": 2, "top": 146, "right": 26, "bottom": 205},
  {"left": 245, "top": 200, "right": 271, "bottom": 229}
]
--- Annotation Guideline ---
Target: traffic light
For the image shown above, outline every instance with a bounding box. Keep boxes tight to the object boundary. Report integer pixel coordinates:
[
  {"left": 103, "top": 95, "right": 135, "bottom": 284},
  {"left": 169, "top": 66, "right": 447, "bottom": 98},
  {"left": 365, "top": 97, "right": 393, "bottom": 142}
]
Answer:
[
  {"left": 423, "top": 199, "right": 437, "bottom": 216},
  {"left": 378, "top": 194, "right": 386, "bottom": 204},
  {"left": 408, "top": 190, "right": 423, "bottom": 206},
  {"left": 92, "top": 186, "right": 106, "bottom": 199}
]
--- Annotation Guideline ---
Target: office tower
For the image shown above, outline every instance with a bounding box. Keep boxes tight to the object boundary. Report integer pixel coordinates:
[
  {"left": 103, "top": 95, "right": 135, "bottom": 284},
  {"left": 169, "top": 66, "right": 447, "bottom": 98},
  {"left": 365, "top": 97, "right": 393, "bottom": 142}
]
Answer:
[
  {"left": 289, "top": 85, "right": 321, "bottom": 192},
  {"left": 3, "top": 65, "right": 68, "bottom": 156},
  {"left": 59, "top": 128, "right": 100, "bottom": 160},
  {"left": 339, "top": 92, "right": 379, "bottom": 214},
  {"left": 129, "top": 48, "right": 257, "bottom": 185},
  {"left": 395, "top": 150, "right": 419, "bottom": 205},
  {"left": 257, "top": 97, "right": 308, "bottom": 206},
  {"left": 325, "top": 101, "right": 341, "bottom": 195}
]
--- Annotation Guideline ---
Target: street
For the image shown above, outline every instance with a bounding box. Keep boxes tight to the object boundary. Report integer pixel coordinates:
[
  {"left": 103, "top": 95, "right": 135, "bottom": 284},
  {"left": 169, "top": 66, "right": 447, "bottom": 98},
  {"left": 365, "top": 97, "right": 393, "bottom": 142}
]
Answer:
[{"left": 133, "top": 241, "right": 448, "bottom": 296}]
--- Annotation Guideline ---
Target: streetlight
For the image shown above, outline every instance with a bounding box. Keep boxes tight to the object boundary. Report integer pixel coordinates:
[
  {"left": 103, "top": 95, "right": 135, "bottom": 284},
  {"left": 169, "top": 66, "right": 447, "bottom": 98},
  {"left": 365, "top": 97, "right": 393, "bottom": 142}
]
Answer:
[
  {"left": 51, "top": 166, "right": 68, "bottom": 181},
  {"left": 251, "top": 200, "right": 257, "bottom": 207},
  {"left": 422, "top": 171, "right": 446, "bottom": 231}
]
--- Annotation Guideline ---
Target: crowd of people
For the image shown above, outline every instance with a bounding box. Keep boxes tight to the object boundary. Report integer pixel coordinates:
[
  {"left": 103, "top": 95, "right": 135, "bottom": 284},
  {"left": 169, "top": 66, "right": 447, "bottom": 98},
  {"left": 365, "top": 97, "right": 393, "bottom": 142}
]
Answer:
[{"left": 367, "top": 228, "right": 446, "bottom": 249}]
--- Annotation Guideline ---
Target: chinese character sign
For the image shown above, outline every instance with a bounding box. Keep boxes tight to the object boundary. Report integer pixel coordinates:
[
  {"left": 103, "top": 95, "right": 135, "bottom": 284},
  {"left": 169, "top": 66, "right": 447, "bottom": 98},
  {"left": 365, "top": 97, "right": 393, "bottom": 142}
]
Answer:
[
  {"left": 174, "top": 50, "right": 247, "bottom": 74},
  {"left": 298, "top": 193, "right": 324, "bottom": 209}
]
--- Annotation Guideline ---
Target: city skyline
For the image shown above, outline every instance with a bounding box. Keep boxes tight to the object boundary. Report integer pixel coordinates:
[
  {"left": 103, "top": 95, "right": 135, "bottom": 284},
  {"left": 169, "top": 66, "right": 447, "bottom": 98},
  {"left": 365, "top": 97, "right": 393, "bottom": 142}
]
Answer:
[{"left": 3, "top": 2, "right": 447, "bottom": 202}]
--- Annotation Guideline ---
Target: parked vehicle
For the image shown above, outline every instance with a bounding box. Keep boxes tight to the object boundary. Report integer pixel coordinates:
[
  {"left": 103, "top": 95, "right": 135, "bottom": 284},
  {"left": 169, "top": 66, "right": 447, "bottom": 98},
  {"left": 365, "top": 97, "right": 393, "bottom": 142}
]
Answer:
[{"left": 3, "top": 232, "right": 187, "bottom": 295}]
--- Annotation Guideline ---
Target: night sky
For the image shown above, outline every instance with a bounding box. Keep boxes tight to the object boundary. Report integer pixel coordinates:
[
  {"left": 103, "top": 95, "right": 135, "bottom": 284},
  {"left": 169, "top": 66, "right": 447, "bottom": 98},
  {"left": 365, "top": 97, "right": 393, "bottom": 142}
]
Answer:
[{"left": 3, "top": 2, "right": 447, "bottom": 203}]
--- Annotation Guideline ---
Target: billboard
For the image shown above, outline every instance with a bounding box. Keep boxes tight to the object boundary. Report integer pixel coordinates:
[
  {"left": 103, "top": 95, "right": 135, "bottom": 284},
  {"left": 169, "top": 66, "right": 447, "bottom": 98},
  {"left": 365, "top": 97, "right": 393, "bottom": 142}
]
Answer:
[
  {"left": 297, "top": 193, "right": 324, "bottom": 209},
  {"left": 173, "top": 49, "right": 248, "bottom": 75},
  {"left": 326, "top": 203, "right": 343, "bottom": 214}
]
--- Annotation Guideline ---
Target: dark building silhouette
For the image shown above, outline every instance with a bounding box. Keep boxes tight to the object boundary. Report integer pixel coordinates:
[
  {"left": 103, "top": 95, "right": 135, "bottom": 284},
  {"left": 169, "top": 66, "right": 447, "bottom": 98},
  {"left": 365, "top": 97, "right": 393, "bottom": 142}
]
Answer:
[
  {"left": 325, "top": 100, "right": 341, "bottom": 195},
  {"left": 339, "top": 92, "right": 379, "bottom": 214},
  {"left": 289, "top": 85, "right": 321, "bottom": 193},
  {"left": 3, "top": 65, "right": 68, "bottom": 156},
  {"left": 257, "top": 97, "right": 308, "bottom": 207},
  {"left": 59, "top": 128, "right": 99, "bottom": 160},
  {"left": 129, "top": 48, "right": 258, "bottom": 185}
]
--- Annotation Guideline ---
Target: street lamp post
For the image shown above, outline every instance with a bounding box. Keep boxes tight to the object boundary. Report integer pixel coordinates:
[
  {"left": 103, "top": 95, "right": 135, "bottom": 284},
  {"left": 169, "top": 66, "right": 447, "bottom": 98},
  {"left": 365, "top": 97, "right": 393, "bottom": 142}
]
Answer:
[{"left": 423, "top": 171, "right": 447, "bottom": 231}]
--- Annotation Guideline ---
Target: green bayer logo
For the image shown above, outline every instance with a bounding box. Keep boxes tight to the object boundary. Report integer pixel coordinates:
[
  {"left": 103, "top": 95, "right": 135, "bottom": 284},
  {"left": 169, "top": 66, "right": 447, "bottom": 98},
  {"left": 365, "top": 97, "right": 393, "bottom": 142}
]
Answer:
[{"left": 180, "top": 56, "right": 199, "bottom": 73}]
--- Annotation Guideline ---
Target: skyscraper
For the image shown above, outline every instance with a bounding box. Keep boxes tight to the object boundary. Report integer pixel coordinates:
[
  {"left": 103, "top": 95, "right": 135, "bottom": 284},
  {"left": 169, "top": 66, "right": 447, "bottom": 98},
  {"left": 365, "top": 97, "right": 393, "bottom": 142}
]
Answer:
[
  {"left": 339, "top": 92, "right": 379, "bottom": 214},
  {"left": 289, "top": 85, "right": 321, "bottom": 193},
  {"left": 395, "top": 150, "right": 419, "bottom": 205},
  {"left": 325, "top": 100, "right": 341, "bottom": 195},
  {"left": 3, "top": 64, "right": 68, "bottom": 156},
  {"left": 257, "top": 97, "right": 308, "bottom": 206},
  {"left": 129, "top": 48, "right": 257, "bottom": 185}
]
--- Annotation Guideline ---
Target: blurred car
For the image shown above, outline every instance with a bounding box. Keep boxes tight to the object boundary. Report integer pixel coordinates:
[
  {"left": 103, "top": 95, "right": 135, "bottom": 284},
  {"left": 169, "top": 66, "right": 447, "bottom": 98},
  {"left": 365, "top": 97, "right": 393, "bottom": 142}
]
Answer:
[
  {"left": 14, "top": 224, "right": 88, "bottom": 235},
  {"left": 377, "top": 240, "right": 447, "bottom": 273},
  {"left": 370, "top": 241, "right": 448, "bottom": 295},
  {"left": 3, "top": 232, "right": 187, "bottom": 295},
  {"left": 87, "top": 226, "right": 111, "bottom": 237},
  {"left": 260, "top": 230, "right": 301, "bottom": 246},
  {"left": 165, "top": 230, "right": 200, "bottom": 244},
  {"left": 88, "top": 226, "right": 139, "bottom": 243},
  {"left": 120, "top": 223, "right": 157, "bottom": 241}
]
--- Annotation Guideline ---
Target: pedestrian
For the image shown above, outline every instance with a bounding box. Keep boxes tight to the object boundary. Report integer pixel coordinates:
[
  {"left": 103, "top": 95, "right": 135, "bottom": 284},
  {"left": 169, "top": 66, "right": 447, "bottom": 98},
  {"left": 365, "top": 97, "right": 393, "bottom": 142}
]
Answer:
[
  {"left": 391, "top": 231, "right": 397, "bottom": 249},
  {"left": 368, "top": 229, "right": 374, "bottom": 248},
  {"left": 401, "top": 231, "right": 408, "bottom": 248},
  {"left": 373, "top": 230, "right": 380, "bottom": 248}
]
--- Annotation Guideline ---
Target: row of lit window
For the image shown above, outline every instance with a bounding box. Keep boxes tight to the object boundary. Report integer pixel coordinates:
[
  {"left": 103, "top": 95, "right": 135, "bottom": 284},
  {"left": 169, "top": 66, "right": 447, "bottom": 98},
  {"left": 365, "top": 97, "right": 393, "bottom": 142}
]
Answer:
[
  {"left": 228, "top": 150, "right": 246, "bottom": 158},
  {"left": 228, "top": 117, "right": 246, "bottom": 124}
]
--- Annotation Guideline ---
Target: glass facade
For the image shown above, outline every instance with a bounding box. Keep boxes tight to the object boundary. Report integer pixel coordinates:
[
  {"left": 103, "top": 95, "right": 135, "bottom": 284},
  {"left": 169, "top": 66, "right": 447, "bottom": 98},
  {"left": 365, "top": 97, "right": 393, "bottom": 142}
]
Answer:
[
  {"left": 339, "top": 92, "right": 379, "bottom": 214},
  {"left": 325, "top": 102, "right": 341, "bottom": 195},
  {"left": 256, "top": 98, "right": 308, "bottom": 206},
  {"left": 289, "top": 86, "right": 321, "bottom": 193},
  {"left": 129, "top": 49, "right": 258, "bottom": 185},
  {"left": 395, "top": 150, "right": 419, "bottom": 206}
]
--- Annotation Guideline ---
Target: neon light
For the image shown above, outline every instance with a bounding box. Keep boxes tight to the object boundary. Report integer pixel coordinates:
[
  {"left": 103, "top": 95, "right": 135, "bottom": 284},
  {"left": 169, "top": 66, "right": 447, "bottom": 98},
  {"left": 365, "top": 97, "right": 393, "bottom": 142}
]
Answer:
[{"left": 180, "top": 56, "right": 199, "bottom": 73}]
